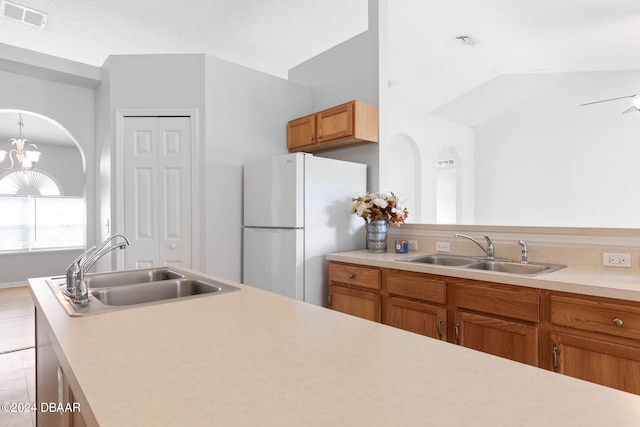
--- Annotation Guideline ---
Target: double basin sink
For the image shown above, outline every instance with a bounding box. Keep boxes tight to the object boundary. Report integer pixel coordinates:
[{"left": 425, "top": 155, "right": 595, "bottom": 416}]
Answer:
[
  {"left": 46, "top": 267, "right": 240, "bottom": 316},
  {"left": 403, "top": 254, "right": 565, "bottom": 276}
]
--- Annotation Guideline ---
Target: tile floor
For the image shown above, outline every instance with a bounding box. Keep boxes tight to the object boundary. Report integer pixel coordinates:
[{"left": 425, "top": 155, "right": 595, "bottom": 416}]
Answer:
[{"left": 0, "top": 286, "right": 36, "bottom": 427}]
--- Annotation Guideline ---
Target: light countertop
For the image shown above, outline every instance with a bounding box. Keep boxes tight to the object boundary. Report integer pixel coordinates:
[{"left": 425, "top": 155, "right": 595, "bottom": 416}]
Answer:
[
  {"left": 327, "top": 250, "right": 640, "bottom": 303},
  {"left": 29, "top": 267, "right": 640, "bottom": 426}
]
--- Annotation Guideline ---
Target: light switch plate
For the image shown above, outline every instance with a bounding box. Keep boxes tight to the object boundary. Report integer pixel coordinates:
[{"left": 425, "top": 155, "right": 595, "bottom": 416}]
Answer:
[{"left": 436, "top": 241, "right": 450, "bottom": 252}]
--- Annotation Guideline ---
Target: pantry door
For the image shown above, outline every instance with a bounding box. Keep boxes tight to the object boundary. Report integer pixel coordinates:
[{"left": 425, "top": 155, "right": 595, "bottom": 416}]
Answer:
[{"left": 123, "top": 116, "right": 192, "bottom": 268}]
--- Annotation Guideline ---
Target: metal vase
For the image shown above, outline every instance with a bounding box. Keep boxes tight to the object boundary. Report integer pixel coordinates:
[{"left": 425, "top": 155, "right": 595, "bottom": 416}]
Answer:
[{"left": 366, "top": 220, "right": 389, "bottom": 253}]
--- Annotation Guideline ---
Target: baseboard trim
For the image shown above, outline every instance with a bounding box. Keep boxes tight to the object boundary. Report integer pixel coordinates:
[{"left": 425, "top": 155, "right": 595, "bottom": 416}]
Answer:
[{"left": 0, "top": 281, "right": 28, "bottom": 289}]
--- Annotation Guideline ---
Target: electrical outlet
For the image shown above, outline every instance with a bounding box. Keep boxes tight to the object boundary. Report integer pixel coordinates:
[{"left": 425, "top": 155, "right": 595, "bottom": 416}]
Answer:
[
  {"left": 602, "top": 253, "right": 631, "bottom": 268},
  {"left": 408, "top": 240, "right": 418, "bottom": 251},
  {"left": 435, "top": 241, "right": 450, "bottom": 252}
]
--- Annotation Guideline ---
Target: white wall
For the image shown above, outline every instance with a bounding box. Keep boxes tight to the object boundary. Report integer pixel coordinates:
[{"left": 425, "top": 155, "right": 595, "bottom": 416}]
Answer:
[
  {"left": 288, "top": 0, "right": 381, "bottom": 190},
  {"left": 30, "top": 145, "right": 83, "bottom": 196},
  {"left": 0, "top": 69, "right": 94, "bottom": 285},
  {"left": 473, "top": 71, "right": 640, "bottom": 227},
  {"left": 95, "top": 54, "right": 207, "bottom": 272},
  {"left": 387, "top": 99, "right": 475, "bottom": 224},
  {"left": 96, "top": 53, "right": 311, "bottom": 282},
  {"left": 203, "top": 56, "right": 311, "bottom": 281}
]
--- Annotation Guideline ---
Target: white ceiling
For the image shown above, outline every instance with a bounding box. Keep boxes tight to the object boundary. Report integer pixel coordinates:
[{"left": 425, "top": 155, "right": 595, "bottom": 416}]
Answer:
[
  {"left": 0, "top": 0, "right": 369, "bottom": 78},
  {"left": 388, "top": 0, "right": 640, "bottom": 112},
  {"left": 1, "top": 0, "right": 639, "bottom": 145}
]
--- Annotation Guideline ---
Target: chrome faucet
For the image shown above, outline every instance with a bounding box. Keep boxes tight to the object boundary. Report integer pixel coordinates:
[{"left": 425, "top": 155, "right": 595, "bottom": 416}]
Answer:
[
  {"left": 518, "top": 240, "right": 528, "bottom": 264},
  {"left": 65, "top": 234, "right": 130, "bottom": 305},
  {"left": 453, "top": 233, "right": 495, "bottom": 259}
]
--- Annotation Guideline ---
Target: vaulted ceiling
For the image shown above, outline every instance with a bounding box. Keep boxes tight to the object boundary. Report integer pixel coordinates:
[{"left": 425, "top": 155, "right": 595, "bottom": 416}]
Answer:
[{"left": 1, "top": 0, "right": 639, "bottom": 143}]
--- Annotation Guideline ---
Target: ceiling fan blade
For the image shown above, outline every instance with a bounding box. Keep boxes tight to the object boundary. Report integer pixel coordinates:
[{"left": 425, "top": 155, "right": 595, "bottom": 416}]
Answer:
[
  {"left": 580, "top": 94, "right": 639, "bottom": 107},
  {"left": 621, "top": 106, "right": 638, "bottom": 114}
]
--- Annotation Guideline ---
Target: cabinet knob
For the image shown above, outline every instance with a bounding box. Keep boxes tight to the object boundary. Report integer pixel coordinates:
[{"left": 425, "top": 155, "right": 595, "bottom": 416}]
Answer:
[
  {"left": 170, "top": 243, "right": 176, "bottom": 249},
  {"left": 317, "top": 135, "right": 322, "bottom": 139},
  {"left": 348, "top": 273, "right": 354, "bottom": 279},
  {"left": 309, "top": 137, "right": 314, "bottom": 141},
  {"left": 613, "top": 318, "right": 623, "bottom": 327}
]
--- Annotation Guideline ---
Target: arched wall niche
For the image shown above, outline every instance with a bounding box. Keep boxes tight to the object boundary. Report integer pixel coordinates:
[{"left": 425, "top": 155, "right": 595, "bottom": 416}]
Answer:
[{"left": 387, "top": 132, "right": 422, "bottom": 223}]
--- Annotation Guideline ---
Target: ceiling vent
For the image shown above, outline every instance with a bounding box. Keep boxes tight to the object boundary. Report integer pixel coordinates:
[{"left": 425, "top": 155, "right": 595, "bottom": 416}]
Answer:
[{"left": 1, "top": 1, "right": 47, "bottom": 28}]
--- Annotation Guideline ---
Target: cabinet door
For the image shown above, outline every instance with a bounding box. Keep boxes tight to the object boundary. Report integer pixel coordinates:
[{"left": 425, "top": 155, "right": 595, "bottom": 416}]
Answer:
[
  {"left": 386, "top": 296, "right": 446, "bottom": 340},
  {"left": 329, "top": 284, "right": 381, "bottom": 322},
  {"left": 551, "top": 332, "right": 640, "bottom": 394},
  {"left": 287, "top": 114, "right": 316, "bottom": 150},
  {"left": 316, "top": 102, "right": 353, "bottom": 143},
  {"left": 455, "top": 311, "right": 539, "bottom": 366}
]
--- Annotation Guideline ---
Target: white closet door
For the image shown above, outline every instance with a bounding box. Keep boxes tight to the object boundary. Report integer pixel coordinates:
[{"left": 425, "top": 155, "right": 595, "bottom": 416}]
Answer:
[{"left": 123, "top": 117, "right": 192, "bottom": 268}]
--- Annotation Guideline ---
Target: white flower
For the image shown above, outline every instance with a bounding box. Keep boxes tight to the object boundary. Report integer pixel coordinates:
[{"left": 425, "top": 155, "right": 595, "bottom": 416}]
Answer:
[
  {"left": 372, "top": 197, "right": 388, "bottom": 209},
  {"left": 351, "top": 191, "right": 408, "bottom": 224},
  {"left": 354, "top": 201, "right": 369, "bottom": 217}
]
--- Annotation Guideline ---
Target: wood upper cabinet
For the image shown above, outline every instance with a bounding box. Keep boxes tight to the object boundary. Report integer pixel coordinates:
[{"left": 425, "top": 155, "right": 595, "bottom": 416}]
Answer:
[
  {"left": 328, "top": 262, "right": 381, "bottom": 322},
  {"left": 451, "top": 280, "right": 540, "bottom": 367},
  {"left": 287, "top": 114, "right": 316, "bottom": 151},
  {"left": 549, "top": 293, "right": 640, "bottom": 394},
  {"left": 287, "top": 100, "right": 378, "bottom": 153},
  {"left": 383, "top": 270, "right": 447, "bottom": 340}
]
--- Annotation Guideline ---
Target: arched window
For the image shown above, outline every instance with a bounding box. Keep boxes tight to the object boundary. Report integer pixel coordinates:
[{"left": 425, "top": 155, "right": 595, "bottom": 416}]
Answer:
[
  {"left": 0, "top": 110, "right": 85, "bottom": 252},
  {"left": 0, "top": 171, "right": 61, "bottom": 195},
  {"left": 0, "top": 171, "right": 83, "bottom": 251}
]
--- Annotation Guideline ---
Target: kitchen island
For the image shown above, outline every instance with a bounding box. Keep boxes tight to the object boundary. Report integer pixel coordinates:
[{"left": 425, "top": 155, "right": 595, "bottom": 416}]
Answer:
[{"left": 29, "top": 267, "right": 640, "bottom": 426}]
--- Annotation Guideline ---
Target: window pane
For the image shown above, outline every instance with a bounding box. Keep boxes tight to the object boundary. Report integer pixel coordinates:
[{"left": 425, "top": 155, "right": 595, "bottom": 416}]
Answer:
[
  {"left": 0, "top": 197, "right": 32, "bottom": 250},
  {"left": 0, "top": 196, "right": 84, "bottom": 252},
  {"left": 34, "top": 198, "right": 84, "bottom": 249}
]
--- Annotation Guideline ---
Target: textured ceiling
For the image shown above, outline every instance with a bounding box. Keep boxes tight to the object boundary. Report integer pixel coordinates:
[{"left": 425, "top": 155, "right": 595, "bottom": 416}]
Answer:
[
  {"left": 1, "top": 0, "right": 639, "bottom": 145},
  {"left": 0, "top": 0, "right": 368, "bottom": 78}
]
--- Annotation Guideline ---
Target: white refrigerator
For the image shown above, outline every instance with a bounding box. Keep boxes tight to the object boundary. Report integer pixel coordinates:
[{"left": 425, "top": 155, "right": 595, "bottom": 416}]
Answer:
[{"left": 243, "top": 152, "right": 366, "bottom": 307}]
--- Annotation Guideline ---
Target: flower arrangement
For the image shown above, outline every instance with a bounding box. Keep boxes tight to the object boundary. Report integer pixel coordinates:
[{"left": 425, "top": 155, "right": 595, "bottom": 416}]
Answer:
[{"left": 351, "top": 191, "right": 409, "bottom": 224}]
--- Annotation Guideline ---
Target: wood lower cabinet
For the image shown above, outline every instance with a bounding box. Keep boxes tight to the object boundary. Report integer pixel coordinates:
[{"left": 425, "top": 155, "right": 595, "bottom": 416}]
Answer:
[
  {"left": 551, "top": 332, "right": 640, "bottom": 394},
  {"left": 329, "top": 284, "right": 381, "bottom": 322},
  {"left": 287, "top": 100, "right": 378, "bottom": 153},
  {"left": 384, "top": 270, "right": 447, "bottom": 340},
  {"left": 327, "top": 261, "right": 640, "bottom": 394},
  {"left": 386, "top": 297, "right": 446, "bottom": 340},
  {"left": 451, "top": 280, "right": 540, "bottom": 367},
  {"left": 455, "top": 311, "right": 539, "bottom": 366},
  {"left": 549, "top": 293, "right": 640, "bottom": 394},
  {"left": 328, "top": 262, "right": 381, "bottom": 322},
  {"left": 36, "top": 307, "right": 89, "bottom": 427}
]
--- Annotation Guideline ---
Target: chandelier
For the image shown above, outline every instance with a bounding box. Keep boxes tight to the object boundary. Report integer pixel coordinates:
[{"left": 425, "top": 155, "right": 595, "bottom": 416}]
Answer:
[{"left": 0, "top": 114, "right": 41, "bottom": 172}]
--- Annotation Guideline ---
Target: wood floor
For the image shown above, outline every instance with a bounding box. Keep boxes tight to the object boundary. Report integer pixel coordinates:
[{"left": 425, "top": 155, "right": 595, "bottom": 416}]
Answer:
[{"left": 0, "top": 286, "right": 36, "bottom": 427}]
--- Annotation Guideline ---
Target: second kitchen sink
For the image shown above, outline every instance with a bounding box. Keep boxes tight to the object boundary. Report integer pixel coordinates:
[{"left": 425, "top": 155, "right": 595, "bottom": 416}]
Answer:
[{"left": 403, "top": 254, "right": 565, "bottom": 277}]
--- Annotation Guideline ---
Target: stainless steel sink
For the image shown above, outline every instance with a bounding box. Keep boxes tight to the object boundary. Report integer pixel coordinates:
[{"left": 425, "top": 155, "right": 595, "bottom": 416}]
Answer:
[
  {"left": 407, "top": 254, "right": 478, "bottom": 266},
  {"left": 84, "top": 268, "right": 185, "bottom": 289},
  {"left": 92, "top": 278, "right": 223, "bottom": 306},
  {"left": 46, "top": 267, "right": 240, "bottom": 316},
  {"left": 466, "top": 260, "right": 566, "bottom": 275},
  {"left": 403, "top": 253, "right": 565, "bottom": 276}
]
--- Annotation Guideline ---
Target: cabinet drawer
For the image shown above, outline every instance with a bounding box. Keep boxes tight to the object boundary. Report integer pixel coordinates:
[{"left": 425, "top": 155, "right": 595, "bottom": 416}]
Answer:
[
  {"left": 453, "top": 282, "right": 539, "bottom": 323},
  {"left": 329, "top": 262, "right": 381, "bottom": 290},
  {"left": 551, "top": 295, "right": 640, "bottom": 340},
  {"left": 329, "top": 284, "right": 381, "bottom": 322},
  {"left": 385, "top": 270, "right": 446, "bottom": 304}
]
